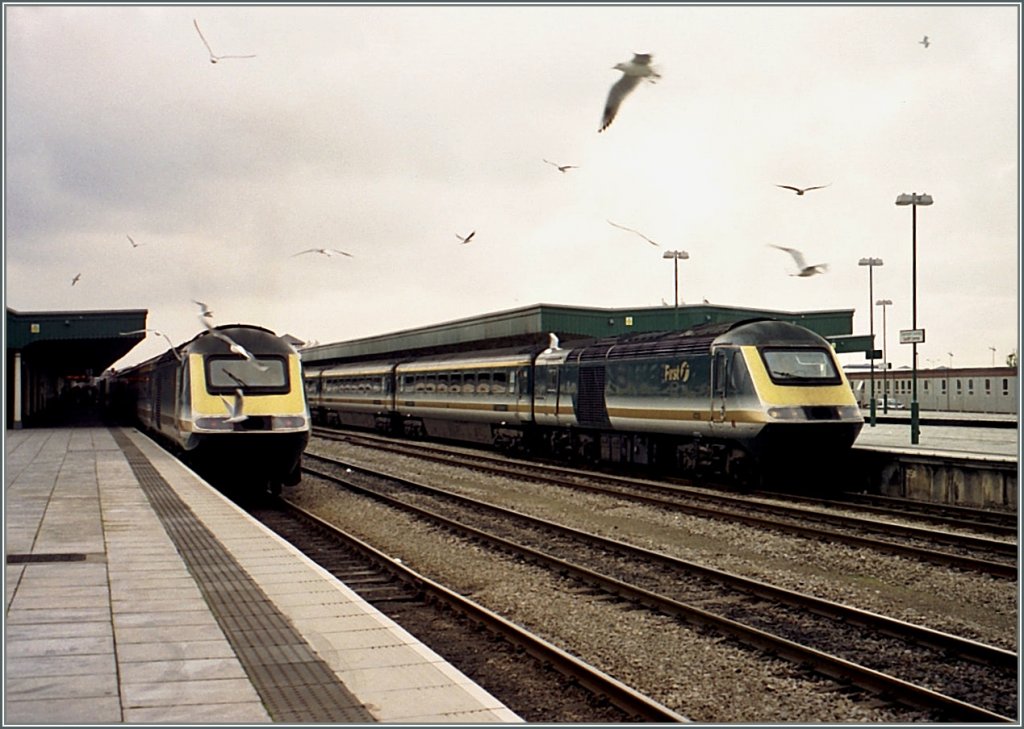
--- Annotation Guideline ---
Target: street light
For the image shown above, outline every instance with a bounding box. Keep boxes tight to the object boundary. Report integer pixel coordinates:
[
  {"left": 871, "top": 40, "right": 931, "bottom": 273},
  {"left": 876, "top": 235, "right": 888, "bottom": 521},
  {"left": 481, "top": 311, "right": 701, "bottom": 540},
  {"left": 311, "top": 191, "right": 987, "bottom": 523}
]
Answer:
[
  {"left": 989, "top": 346, "right": 996, "bottom": 367},
  {"left": 662, "top": 250, "right": 689, "bottom": 308},
  {"left": 895, "top": 192, "right": 933, "bottom": 445},
  {"left": 876, "top": 298, "right": 892, "bottom": 413},
  {"left": 858, "top": 257, "right": 883, "bottom": 426}
]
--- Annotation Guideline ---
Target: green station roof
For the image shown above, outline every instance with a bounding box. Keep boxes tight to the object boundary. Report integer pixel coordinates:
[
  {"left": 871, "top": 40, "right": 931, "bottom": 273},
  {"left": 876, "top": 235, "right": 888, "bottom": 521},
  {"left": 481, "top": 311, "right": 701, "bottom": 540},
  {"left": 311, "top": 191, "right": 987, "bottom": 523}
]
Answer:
[
  {"left": 7, "top": 308, "right": 148, "bottom": 377},
  {"left": 300, "top": 302, "right": 859, "bottom": 367}
]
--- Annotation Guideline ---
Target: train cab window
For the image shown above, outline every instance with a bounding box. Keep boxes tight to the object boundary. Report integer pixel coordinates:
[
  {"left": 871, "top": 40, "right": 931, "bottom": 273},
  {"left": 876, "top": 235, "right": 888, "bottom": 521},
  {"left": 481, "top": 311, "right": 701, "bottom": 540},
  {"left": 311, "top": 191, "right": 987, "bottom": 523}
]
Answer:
[
  {"left": 207, "top": 357, "right": 288, "bottom": 394},
  {"left": 760, "top": 348, "right": 840, "bottom": 385}
]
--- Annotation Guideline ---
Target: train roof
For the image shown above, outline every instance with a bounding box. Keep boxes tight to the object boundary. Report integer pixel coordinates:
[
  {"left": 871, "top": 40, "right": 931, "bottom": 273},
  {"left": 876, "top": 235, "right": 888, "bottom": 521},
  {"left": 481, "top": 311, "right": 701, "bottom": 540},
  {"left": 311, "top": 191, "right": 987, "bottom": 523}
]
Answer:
[{"left": 569, "top": 319, "right": 830, "bottom": 362}]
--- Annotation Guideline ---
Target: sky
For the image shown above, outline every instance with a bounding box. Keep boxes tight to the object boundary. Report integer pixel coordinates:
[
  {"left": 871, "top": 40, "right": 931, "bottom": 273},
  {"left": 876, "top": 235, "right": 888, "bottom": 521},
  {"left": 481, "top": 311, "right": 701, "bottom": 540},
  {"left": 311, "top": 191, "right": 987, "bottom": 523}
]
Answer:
[{"left": 4, "top": 3, "right": 1020, "bottom": 372}]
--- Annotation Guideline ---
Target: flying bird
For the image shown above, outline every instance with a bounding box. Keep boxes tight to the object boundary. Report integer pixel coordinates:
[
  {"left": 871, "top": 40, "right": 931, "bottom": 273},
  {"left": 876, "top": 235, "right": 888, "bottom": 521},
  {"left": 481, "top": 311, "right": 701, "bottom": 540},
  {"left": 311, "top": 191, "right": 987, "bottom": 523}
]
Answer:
[
  {"left": 599, "top": 53, "right": 660, "bottom": 133},
  {"left": 192, "top": 301, "right": 215, "bottom": 319},
  {"left": 71, "top": 273, "right": 81, "bottom": 286},
  {"left": 919, "top": 35, "right": 930, "bottom": 48},
  {"left": 768, "top": 245, "right": 829, "bottom": 277},
  {"left": 119, "top": 329, "right": 182, "bottom": 360},
  {"left": 456, "top": 231, "right": 476, "bottom": 244},
  {"left": 607, "top": 220, "right": 659, "bottom": 247},
  {"left": 543, "top": 159, "right": 578, "bottom": 173},
  {"left": 208, "top": 330, "right": 270, "bottom": 371},
  {"left": 127, "top": 235, "right": 143, "bottom": 248},
  {"left": 292, "top": 248, "right": 353, "bottom": 258},
  {"left": 220, "top": 388, "right": 248, "bottom": 424},
  {"left": 193, "top": 19, "right": 256, "bottom": 64},
  {"left": 775, "top": 183, "right": 831, "bottom": 196}
]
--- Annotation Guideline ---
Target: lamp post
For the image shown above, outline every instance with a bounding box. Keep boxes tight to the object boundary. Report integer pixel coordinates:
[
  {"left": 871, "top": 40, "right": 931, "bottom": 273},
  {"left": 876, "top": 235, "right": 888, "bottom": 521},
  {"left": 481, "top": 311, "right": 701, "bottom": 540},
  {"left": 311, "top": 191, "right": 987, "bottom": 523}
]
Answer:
[
  {"left": 876, "top": 298, "right": 892, "bottom": 413},
  {"left": 947, "top": 351, "right": 953, "bottom": 410},
  {"left": 858, "top": 257, "right": 884, "bottom": 426},
  {"left": 662, "top": 250, "right": 689, "bottom": 308},
  {"left": 895, "top": 192, "right": 933, "bottom": 444},
  {"left": 989, "top": 346, "right": 996, "bottom": 367},
  {"left": 663, "top": 250, "right": 689, "bottom": 330}
]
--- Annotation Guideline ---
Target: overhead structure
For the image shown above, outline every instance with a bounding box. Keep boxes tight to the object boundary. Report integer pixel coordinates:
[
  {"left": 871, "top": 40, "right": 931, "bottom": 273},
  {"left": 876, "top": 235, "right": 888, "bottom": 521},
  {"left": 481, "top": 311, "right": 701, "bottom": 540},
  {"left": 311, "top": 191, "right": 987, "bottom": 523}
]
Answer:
[{"left": 6, "top": 307, "right": 147, "bottom": 428}]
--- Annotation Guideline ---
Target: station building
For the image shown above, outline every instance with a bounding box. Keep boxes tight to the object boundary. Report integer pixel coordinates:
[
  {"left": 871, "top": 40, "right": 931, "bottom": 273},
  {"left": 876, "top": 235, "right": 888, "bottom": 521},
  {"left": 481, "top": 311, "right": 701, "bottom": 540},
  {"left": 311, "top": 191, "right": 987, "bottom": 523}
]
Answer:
[{"left": 5, "top": 307, "right": 147, "bottom": 429}]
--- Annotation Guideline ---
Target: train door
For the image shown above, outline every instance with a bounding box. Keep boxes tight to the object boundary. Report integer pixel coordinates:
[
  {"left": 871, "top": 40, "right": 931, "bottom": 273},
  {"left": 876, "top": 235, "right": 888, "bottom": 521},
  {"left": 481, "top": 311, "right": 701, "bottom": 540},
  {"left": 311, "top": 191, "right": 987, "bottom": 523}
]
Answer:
[
  {"left": 514, "top": 366, "right": 531, "bottom": 419},
  {"left": 711, "top": 348, "right": 729, "bottom": 423}
]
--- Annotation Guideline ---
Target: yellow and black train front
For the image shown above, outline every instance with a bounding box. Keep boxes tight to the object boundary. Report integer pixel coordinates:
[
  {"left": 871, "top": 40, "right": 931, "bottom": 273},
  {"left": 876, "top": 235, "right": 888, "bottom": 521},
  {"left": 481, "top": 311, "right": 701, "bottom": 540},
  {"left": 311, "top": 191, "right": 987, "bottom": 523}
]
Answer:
[{"left": 180, "top": 325, "right": 309, "bottom": 491}]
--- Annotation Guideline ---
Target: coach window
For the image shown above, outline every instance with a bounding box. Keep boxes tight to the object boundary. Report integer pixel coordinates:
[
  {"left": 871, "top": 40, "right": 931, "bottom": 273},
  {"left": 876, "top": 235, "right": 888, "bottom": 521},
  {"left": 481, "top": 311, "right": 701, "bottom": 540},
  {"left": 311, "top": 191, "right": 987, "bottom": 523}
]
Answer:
[
  {"left": 463, "top": 373, "right": 476, "bottom": 394},
  {"left": 477, "top": 372, "right": 491, "bottom": 394},
  {"left": 448, "top": 373, "right": 462, "bottom": 393},
  {"left": 492, "top": 371, "right": 508, "bottom": 394}
]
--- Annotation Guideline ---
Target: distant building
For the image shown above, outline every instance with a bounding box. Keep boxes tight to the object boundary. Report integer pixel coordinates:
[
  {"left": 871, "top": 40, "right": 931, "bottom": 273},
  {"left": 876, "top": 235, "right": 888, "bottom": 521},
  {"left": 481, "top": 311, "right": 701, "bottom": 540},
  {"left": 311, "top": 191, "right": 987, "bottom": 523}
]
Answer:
[{"left": 845, "top": 366, "right": 1018, "bottom": 414}]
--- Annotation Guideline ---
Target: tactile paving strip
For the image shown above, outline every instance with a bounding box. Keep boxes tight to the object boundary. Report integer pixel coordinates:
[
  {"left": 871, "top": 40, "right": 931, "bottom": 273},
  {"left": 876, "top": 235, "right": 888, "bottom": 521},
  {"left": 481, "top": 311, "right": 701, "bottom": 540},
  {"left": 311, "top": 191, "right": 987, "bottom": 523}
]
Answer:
[{"left": 111, "top": 430, "right": 376, "bottom": 723}]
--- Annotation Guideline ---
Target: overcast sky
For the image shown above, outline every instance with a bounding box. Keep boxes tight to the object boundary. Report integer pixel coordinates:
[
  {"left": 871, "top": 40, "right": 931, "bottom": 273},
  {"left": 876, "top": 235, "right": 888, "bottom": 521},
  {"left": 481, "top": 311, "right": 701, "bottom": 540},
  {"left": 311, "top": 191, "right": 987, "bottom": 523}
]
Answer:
[{"left": 5, "top": 3, "right": 1019, "bottom": 372}]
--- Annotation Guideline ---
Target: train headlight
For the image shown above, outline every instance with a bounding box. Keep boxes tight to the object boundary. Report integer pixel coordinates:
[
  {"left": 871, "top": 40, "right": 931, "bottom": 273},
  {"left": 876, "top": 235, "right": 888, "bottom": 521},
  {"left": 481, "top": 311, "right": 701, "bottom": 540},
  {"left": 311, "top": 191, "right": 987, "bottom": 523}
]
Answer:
[
  {"left": 272, "top": 416, "right": 307, "bottom": 430},
  {"left": 837, "top": 405, "right": 862, "bottom": 419},
  {"left": 767, "top": 407, "right": 803, "bottom": 420},
  {"left": 195, "top": 417, "right": 235, "bottom": 431}
]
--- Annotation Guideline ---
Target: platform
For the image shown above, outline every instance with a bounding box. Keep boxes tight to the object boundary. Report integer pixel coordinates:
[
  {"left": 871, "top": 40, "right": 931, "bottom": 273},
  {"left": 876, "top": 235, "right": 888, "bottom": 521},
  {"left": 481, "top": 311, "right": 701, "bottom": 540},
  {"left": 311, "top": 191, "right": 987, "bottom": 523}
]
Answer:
[
  {"left": 4, "top": 427, "right": 522, "bottom": 724},
  {"left": 854, "top": 418, "right": 1018, "bottom": 459}
]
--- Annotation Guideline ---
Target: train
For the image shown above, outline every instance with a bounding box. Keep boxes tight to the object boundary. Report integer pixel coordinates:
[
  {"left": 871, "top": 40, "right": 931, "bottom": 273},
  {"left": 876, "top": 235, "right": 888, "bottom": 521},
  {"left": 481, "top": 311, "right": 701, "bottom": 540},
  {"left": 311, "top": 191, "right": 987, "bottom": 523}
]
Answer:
[
  {"left": 304, "top": 318, "right": 865, "bottom": 486},
  {"left": 107, "top": 324, "right": 310, "bottom": 495}
]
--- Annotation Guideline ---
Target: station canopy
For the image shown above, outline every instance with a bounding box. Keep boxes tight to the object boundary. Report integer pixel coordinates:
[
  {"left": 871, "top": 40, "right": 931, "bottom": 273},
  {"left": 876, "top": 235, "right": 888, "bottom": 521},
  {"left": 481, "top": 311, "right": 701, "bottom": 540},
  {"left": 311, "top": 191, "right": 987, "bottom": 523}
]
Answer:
[{"left": 7, "top": 308, "right": 148, "bottom": 377}]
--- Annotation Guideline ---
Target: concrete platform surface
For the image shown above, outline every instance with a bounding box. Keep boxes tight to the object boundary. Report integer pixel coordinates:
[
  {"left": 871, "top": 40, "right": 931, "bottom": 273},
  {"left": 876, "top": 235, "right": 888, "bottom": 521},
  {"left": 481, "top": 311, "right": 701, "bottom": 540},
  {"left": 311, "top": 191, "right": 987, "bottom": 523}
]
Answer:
[{"left": 4, "top": 427, "right": 522, "bottom": 724}]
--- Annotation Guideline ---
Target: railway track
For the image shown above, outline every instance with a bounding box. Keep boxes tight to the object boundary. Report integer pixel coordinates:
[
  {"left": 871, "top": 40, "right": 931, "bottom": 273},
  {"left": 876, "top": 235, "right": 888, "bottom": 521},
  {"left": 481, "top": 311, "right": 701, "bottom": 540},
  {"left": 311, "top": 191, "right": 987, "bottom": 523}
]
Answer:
[
  {"left": 245, "top": 497, "right": 687, "bottom": 723},
  {"left": 301, "top": 451, "right": 1017, "bottom": 722},
  {"left": 311, "top": 428, "right": 1017, "bottom": 578}
]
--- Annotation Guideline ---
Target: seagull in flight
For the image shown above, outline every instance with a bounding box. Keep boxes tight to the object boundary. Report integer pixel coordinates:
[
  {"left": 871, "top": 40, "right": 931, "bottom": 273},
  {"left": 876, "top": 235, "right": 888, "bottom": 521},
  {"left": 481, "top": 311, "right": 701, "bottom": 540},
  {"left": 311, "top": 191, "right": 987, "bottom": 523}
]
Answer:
[
  {"left": 776, "top": 183, "right": 831, "bottom": 196},
  {"left": 769, "top": 245, "right": 829, "bottom": 277},
  {"left": 208, "top": 330, "right": 270, "bottom": 371},
  {"left": 607, "top": 220, "right": 659, "bottom": 247},
  {"left": 220, "top": 388, "right": 248, "bottom": 424},
  {"left": 193, "top": 19, "right": 256, "bottom": 64},
  {"left": 456, "top": 230, "right": 476, "bottom": 244},
  {"left": 543, "top": 159, "right": 578, "bottom": 173},
  {"left": 292, "top": 248, "right": 353, "bottom": 258},
  {"left": 71, "top": 273, "right": 81, "bottom": 286},
  {"left": 599, "top": 53, "right": 660, "bottom": 133},
  {"left": 119, "top": 329, "right": 183, "bottom": 360},
  {"left": 127, "top": 235, "right": 143, "bottom": 248},
  {"left": 919, "top": 35, "right": 930, "bottom": 48},
  {"left": 192, "top": 299, "right": 214, "bottom": 321}
]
